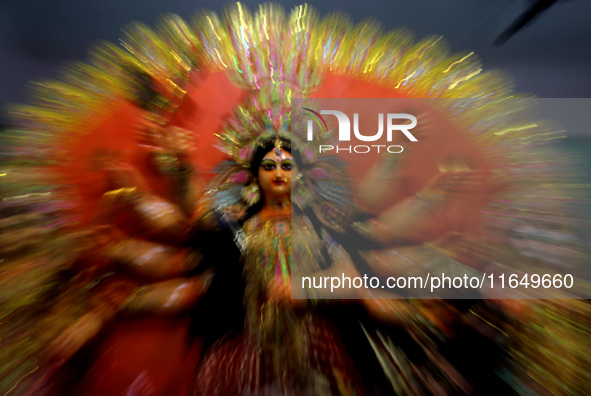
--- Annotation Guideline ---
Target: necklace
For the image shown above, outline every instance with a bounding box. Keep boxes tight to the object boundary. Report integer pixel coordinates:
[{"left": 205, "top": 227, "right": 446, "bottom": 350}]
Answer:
[
  {"left": 269, "top": 198, "right": 291, "bottom": 212},
  {"left": 259, "top": 198, "right": 291, "bottom": 219}
]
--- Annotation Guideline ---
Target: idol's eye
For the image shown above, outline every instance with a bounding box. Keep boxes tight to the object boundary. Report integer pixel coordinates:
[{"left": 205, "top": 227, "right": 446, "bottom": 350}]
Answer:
[
  {"left": 260, "top": 160, "right": 276, "bottom": 171},
  {"left": 281, "top": 161, "right": 292, "bottom": 171}
]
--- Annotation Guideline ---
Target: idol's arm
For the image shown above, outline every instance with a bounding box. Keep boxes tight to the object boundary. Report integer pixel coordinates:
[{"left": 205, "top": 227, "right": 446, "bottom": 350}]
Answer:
[
  {"left": 102, "top": 231, "right": 203, "bottom": 279},
  {"left": 147, "top": 124, "right": 204, "bottom": 217},
  {"left": 99, "top": 186, "right": 189, "bottom": 244},
  {"left": 121, "top": 274, "right": 213, "bottom": 315},
  {"left": 354, "top": 170, "right": 485, "bottom": 244},
  {"left": 149, "top": 148, "right": 204, "bottom": 218},
  {"left": 45, "top": 274, "right": 211, "bottom": 364}
]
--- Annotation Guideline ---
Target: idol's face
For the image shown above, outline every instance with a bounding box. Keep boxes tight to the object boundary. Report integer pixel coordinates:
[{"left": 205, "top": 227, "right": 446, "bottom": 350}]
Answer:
[{"left": 258, "top": 148, "right": 295, "bottom": 201}]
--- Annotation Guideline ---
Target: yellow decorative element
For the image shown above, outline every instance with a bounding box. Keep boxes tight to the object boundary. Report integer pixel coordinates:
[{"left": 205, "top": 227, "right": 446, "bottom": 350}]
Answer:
[
  {"left": 494, "top": 123, "right": 538, "bottom": 136},
  {"left": 3, "top": 192, "right": 51, "bottom": 202},
  {"left": 395, "top": 70, "right": 417, "bottom": 89},
  {"left": 443, "top": 52, "right": 474, "bottom": 73},
  {"left": 447, "top": 68, "right": 482, "bottom": 89},
  {"left": 3, "top": 367, "right": 38, "bottom": 396},
  {"left": 102, "top": 187, "right": 138, "bottom": 198}
]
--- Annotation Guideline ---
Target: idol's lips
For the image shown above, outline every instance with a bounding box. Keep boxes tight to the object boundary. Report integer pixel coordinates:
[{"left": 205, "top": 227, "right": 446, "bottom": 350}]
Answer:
[{"left": 272, "top": 179, "right": 286, "bottom": 185}]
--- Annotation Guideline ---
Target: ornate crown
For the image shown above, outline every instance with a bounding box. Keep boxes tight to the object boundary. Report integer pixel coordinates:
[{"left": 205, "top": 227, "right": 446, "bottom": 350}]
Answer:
[{"left": 214, "top": 84, "right": 333, "bottom": 168}]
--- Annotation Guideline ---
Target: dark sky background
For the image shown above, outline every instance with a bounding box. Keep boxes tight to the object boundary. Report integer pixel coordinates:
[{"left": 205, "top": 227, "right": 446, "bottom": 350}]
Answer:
[{"left": 1, "top": 0, "right": 590, "bottom": 133}]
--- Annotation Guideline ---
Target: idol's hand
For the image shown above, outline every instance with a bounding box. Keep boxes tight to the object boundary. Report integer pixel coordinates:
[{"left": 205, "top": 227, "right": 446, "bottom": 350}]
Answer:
[
  {"left": 136, "top": 117, "right": 195, "bottom": 171},
  {"left": 165, "top": 126, "right": 196, "bottom": 161},
  {"left": 44, "top": 288, "right": 124, "bottom": 367},
  {"left": 105, "top": 163, "right": 148, "bottom": 191},
  {"left": 121, "top": 273, "right": 213, "bottom": 314},
  {"left": 46, "top": 310, "right": 106, "bottom": 365},
  {"left": 422, "top": 169, "right": 487, "bottom": 197},
  {"left": 135, "top": 115, "right": 166, "bottom": 150},
  {"left": 361, "top": 294, "right": 459, "bottom": 335}
]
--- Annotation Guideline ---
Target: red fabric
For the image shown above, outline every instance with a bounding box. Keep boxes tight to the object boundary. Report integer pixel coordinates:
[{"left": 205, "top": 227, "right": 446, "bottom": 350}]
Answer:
[
  {"left": 51, "top": 68, "right": 249, "bottom": 226},
  {"left": 311, "top": 73, "right": 494, "bottom": 239},
  {"left": 168, "top": 69, "right": 249, "bottom": 179},
  {"left": 75, "top": 317, "right": 202, "bottom": 396}
]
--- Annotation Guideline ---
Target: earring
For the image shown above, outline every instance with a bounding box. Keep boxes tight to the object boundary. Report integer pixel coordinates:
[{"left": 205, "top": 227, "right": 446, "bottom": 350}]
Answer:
[{"left": 242, "top": 180, "right": 261, "bottom": 206}]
